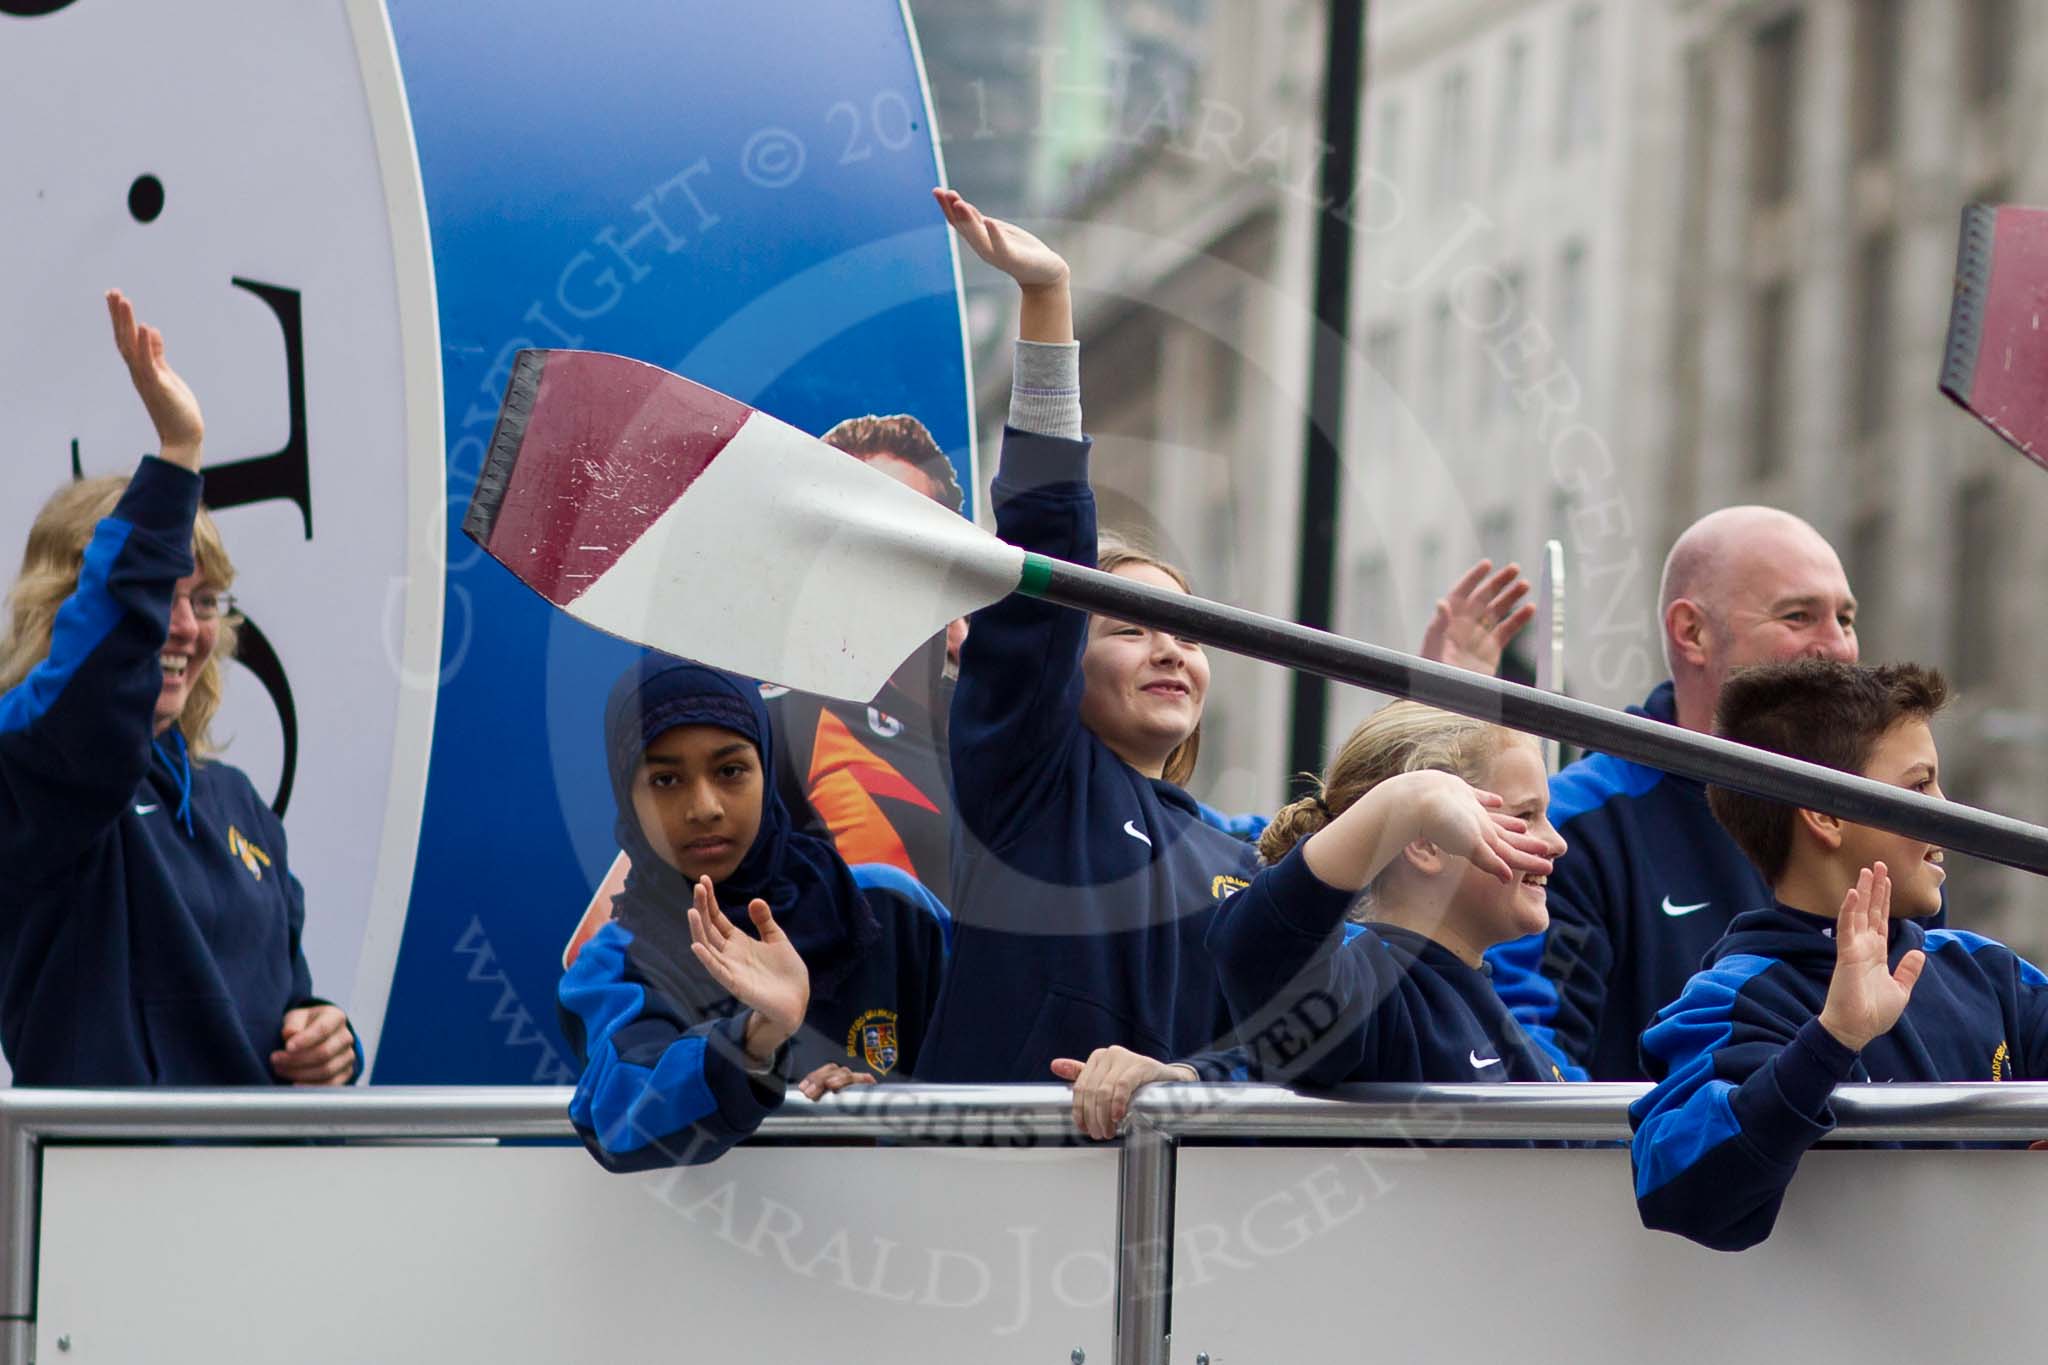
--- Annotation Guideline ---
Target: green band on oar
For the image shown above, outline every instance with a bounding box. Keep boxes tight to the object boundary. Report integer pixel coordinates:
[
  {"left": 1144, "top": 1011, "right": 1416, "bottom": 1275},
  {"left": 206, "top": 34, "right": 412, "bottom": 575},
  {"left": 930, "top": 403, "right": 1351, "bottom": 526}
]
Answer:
[
  {"left": 464, "top": 349, "right": 2048, "bottom": 878},
  {"left": 1018, "top": 552, "right": 1055, "bottom": 598}
]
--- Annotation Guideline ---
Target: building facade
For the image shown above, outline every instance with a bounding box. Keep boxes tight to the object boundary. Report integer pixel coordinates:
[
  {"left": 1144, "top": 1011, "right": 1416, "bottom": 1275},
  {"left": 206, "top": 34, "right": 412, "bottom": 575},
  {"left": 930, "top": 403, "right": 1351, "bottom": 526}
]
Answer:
[{"left": 919, "top": 0, "right": 2048, "bottom": 952}]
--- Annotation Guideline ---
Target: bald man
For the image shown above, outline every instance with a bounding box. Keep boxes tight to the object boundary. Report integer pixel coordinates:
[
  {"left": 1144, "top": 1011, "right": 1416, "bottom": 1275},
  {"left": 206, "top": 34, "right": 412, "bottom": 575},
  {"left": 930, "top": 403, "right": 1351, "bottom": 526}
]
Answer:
[{"left": 1486, "top": 507, "right": 1866, "bottom": 1079}]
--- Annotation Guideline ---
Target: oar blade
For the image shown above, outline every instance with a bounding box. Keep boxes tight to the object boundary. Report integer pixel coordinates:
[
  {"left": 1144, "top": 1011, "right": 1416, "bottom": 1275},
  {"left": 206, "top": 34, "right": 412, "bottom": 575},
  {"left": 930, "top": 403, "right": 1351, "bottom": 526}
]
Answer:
[
  {"left": 1941, "top": 203, "right": 2048, "bottom": 470},
  {"left": 464, "top": 349, "right": 1022, "bottom": 700}
]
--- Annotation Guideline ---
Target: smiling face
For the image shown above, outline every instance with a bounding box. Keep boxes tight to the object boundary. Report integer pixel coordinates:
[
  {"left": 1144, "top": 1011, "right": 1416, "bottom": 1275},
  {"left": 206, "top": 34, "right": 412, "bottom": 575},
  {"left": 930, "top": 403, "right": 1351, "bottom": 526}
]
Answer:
[
  {"left": 630, "top": 724, "right": 765, "bottom": 885},
  {"left": 1692, "top": 520, "right": 1860, "bottom": 697},
  {"left": 1076, "top": 563, "right": 1209, "bottom": 779},
  {"left": 155, "top": 568, "right": 221, "bottom": 735},
  {"left": 1446, "top": 738, "right": 1568, "bottom": 950},
  {"left": 1833, "top": 718, "right": 1947, "bottom": 918}
]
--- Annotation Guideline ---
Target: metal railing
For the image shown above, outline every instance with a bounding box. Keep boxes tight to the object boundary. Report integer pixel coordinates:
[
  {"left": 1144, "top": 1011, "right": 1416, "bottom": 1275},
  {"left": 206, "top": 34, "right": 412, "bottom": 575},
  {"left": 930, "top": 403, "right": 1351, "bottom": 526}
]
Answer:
[{"left": 5, "top": 1081, "right": 2046, "bottom": 1365}]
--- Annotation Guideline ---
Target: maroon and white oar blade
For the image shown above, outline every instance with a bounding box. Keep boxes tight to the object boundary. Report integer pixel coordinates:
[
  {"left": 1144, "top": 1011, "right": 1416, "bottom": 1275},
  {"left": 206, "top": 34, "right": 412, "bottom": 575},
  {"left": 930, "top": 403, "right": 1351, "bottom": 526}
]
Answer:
[
  {"left": 463, "top": 349, "right": 1022, "bottom": 700},
  {"left": 1941, "top": 203, "right": 2048, "bottom": 468}
]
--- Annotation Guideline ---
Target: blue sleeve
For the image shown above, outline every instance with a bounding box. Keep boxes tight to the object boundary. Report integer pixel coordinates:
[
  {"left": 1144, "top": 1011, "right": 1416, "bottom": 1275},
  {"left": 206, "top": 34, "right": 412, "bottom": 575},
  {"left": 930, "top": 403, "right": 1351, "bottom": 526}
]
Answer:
[
  {"left": 1196, "top": 802, "right": 1269, "bottom": 842},
  {"left": 1628, "top": 967, "right": 1857, "bottom": 1251},
  {"left": 0, "top": 457, "right": 198, "bottom": 883},
  {"left": 2007, "top": 951, "right": 2048, "bottom": 1079},
  {"left": 948, "top": 426, "right": 1095, "bottom": 852},
  {"left": 1206, "top": 845, "right": 1393, "bottom": 1087},
  {"left": 557, "top": 924, "right": 786, "bottom": 1171},
  {"left": 1489, "top": 820, "right": 1612, "bottom": 1076}
]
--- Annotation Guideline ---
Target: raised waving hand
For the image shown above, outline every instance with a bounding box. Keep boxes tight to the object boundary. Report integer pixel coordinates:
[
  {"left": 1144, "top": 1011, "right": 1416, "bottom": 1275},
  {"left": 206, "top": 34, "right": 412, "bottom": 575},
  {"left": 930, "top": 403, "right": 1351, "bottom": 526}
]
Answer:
[
  {"left": 1817, "top": 863, "right": 1925, "bottom": 1052},
  {"left": 1419, "top": 559, "right": 1536, "bottom": 675},
  {"left": 686, "top": 876, "right": 810, "bottom": 1067},
  {"left": 106, "top": 289, "right": 204, "bottom": 472}
]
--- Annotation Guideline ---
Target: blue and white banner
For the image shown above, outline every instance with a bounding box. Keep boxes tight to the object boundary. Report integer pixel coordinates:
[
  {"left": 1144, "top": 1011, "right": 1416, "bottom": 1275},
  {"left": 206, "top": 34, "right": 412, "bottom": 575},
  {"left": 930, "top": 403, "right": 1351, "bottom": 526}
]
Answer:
[{"left": 0, "top": 0, "right": 974, "bottom": 1083}]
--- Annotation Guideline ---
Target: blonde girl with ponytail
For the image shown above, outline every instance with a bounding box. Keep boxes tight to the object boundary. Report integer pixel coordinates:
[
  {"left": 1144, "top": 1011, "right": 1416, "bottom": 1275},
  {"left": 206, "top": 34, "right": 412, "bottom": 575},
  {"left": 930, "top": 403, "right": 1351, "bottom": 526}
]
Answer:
[{"left": 1208, "top": 701, "right": 1578, "bottom": 1086}]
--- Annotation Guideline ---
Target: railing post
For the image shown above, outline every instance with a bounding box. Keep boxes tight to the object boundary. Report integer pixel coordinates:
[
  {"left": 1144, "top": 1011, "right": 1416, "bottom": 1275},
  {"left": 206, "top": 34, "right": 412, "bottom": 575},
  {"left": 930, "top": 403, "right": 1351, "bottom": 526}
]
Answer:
[
  {"left": 1114, "top": 1124, "right": 1176, "bottom": 1365},
  {"left": 0, "top": 1098, "right": 38, "bottom": 1365}
]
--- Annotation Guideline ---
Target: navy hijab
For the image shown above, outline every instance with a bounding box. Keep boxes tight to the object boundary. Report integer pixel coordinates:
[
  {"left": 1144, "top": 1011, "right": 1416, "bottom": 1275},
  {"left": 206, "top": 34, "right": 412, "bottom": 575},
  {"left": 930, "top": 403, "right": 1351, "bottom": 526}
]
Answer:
[{"left": 603, "top": 656, "right": 877, "bottom": 997}]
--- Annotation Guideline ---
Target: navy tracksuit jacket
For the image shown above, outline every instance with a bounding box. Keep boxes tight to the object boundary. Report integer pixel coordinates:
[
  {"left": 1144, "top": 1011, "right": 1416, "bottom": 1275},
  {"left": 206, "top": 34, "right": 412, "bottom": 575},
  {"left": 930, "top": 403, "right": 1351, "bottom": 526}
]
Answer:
[
  {"left": 1629, "top": 904, "right": 2048, "bottom": 1250},
  {"left": 916, "top": 428, "right": 1259, "bottom": 1083},
  {"left": 558, "top": 864, "right": 950, "bottom": 1170},
  {"left": 1208, "top": 845, "right": 1573, "bottom": 1085},
  {"left": 0, "top": 457, "right": 354, "bottom": 1084}
]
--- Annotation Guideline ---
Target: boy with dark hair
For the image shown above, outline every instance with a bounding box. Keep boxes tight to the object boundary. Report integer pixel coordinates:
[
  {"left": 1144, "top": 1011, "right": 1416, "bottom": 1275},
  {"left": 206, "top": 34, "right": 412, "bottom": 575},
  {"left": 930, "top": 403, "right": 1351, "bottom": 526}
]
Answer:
[{"left": 1629, "top": 659, "right": 2048, "bottom": 1251}]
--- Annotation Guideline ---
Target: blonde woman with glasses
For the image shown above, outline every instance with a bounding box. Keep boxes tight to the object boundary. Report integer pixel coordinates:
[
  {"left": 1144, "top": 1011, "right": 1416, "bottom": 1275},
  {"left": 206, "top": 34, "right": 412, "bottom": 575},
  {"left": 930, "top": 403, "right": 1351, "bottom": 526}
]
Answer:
[{"left": 0, "top": 291, "right": 357, "bottom": 1086}]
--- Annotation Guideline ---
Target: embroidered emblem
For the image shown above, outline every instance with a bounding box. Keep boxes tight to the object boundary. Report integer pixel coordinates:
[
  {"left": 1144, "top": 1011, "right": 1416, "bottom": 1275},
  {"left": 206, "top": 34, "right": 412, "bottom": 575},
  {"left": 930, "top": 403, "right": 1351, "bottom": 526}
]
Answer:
[
  {"left": 847, "top": 1008, "right": 900, "bottom": 1075},
  {"left": 1211, "top": 874, "right": 1250, "bottom": 899},
  {"left": 1993, "top": 1040, "right": 2012, "bottom": 1080},
  {"left": 227, "top": 826, "right": 273, "bottom": 881}
]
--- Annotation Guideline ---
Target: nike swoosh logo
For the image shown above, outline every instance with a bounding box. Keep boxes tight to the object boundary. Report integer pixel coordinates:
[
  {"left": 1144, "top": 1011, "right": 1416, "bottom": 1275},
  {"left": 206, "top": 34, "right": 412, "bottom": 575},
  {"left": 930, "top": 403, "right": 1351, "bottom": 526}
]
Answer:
[
  {"left": 1661, "top": 896, "right": 1710, "bottom": 918},
  {"left": 1123, "top": 819, "right": 1152, "bottom": 847},
  {"left": 134, "top": 803, "right": 160, "bottom": 815},
  {"left": 1470, "top": 1051, "right": 1501, "bottom": 1069}
]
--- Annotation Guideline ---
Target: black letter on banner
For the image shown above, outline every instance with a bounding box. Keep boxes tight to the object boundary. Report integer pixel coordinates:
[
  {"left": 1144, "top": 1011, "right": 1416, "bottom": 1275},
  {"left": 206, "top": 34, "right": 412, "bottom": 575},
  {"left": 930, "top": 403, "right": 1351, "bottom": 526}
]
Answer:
[
  {"left": 228, "top": 614, "right": 300, "bottom": 818},
  {"left": 201, "top": 277, "right": 312, "bottom": 538}
]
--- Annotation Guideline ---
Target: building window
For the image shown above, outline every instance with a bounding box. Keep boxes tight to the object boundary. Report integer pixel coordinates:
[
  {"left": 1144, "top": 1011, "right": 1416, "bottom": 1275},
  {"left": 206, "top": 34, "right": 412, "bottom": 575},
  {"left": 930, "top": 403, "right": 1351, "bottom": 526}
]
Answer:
[
  {"left": 1851, "top": 0, "right": 1901, "bottom": 163},
  {"left": 1557, "top": 5, "right": 1602, "bottom": 160},
  {"left": 1495, "top": 37, "right": 1528, "bottom": 184},
  {"left": 1480, "top": 508, "right": 1515, "bottom": 569},
  {"left": 1366, "top": 321, "right": 1404, "bottom": 399},
  {"left": 1434, "top": 66, "right": 1472, "bottom": 206},
  {"left": 1558, "top": 240, "right": 1591, "bottom": 396},
  {"left": 1751, "top": 282, "right": 1792, "bottom": 480},
  {"left": 1953, "top": 477, "right": 2000, "bottom": 685},
  {"left": 1370, "top": 101, "right": 1404, "bottom": 223},
  {"left": 1475, "top": 266, "right": 1523, "bottom": 420},
  {"left": 1207, "top": 292, "right": 1245, "bottom": 430},
  {"left": 1348, "top": 552, "right": 1390, "bottom": 645},
  {"left": 1428, "top": 296, "right": 1455, "bottom": 433},
  {"left": 1852, "top": 231, "right": 1894, "bottom": 442},
  {"left": 1419, "top": 533, "right": 1445, "bottom": 616},
  {"left": 1752, "top": 13, "right": 1803, "bottom": 208},
  {"left": 1846, "top": 509, "right": 1889, "bottom": 659},
  {"left": 1965, "top": 0, "right": 2015, "bottom": 109}
]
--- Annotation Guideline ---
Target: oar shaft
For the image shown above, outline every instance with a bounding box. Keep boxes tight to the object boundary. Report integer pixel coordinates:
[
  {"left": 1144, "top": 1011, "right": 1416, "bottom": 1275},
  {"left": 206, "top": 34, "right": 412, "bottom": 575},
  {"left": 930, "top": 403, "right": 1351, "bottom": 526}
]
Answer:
[{"left": 1030, "top": 555, "right": 2048, "bottom": 876}]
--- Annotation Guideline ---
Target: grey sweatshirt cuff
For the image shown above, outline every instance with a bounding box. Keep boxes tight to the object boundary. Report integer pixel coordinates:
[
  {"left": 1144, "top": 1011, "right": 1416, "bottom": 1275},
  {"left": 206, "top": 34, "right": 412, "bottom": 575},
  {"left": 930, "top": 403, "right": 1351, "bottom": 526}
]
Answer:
[{"left": 1008, "top": 339, "right": 1082, "bottom": 439}]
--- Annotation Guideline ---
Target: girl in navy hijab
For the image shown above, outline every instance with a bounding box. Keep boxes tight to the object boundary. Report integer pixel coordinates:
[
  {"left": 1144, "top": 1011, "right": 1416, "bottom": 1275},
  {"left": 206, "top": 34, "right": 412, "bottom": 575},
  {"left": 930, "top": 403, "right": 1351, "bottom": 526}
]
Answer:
[{"left": 559, "top": 655, "right": 949, "bottom": 1171}]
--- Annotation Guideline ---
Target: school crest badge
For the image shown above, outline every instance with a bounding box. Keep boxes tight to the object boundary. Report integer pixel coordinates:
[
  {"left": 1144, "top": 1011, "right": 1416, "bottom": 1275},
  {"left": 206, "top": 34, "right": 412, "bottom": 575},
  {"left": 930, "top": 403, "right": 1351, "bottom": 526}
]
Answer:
[
  {"left": 227, "top": 826, "right": 273, "bottom": 882},
  {"left": 847, "top": 1008, "right": 900, "bottom": 1075}
]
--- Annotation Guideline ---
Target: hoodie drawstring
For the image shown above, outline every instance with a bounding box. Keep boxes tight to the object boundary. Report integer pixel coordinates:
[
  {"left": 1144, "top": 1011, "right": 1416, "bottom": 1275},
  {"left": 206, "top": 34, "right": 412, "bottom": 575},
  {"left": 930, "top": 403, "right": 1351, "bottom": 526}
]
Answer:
[{"left": 152, "top": 730, "right": 195, "bottom": 838}]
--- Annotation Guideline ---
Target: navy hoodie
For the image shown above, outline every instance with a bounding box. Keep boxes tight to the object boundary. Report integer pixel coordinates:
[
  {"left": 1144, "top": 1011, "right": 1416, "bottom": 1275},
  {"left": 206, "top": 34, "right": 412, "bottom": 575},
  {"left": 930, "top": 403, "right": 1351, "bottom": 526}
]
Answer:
[
  {"left": 0, "top": 457, "right": 351, "bottom": 1085},
  {"left": 1486, "top": 681, "right": 1778, "bottom": 1079},
  {"left": 1209, "top": 845, "right": 1573, "bottom": 1086},
  {"left": 559, "top": 660, "right": 950, "bottom": 1172},
  {"left": 1629, "top": 904, "right": 2048, "bottom": 1250},
  {"left": 918, "top": 428, "right": 1259, "bottom": 1083}
]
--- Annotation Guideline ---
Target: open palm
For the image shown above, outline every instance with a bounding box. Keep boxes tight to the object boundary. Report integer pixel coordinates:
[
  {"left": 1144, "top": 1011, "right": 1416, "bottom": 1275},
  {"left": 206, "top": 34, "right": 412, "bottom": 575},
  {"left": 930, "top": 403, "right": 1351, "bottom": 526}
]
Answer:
[
  {"left": 107, "top": 289, "right": 205, "bottom": 463},
  {"left": 1818, "top": 863, "right": 1925, "bottom": 1052},
  {"left": 932, "top": 188, "right": 1069, "bottom": 288},
  {"left": 687, "top": 877, "right": 809, "bottom": 1042},
  {"left": 1418, "top": 559, "right": 1535, "bottom": 675}
]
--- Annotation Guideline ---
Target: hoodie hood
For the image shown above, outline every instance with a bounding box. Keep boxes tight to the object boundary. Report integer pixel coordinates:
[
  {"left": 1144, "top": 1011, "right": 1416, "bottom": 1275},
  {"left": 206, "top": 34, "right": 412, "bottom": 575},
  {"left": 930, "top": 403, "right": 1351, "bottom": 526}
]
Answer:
[
  {"left": 603, "top": 654, "right": 878, "bottom": 998},
  {"left": 1707, "top": 902, "right": 1928, "bottom": 977}
]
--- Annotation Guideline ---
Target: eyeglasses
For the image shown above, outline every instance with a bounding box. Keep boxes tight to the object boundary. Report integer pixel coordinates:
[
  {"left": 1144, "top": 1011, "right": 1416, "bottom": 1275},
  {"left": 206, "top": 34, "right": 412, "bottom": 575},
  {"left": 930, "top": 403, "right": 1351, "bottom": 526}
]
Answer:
[{"left": 173, "top": 589, "right": 239, "bottom": 622}]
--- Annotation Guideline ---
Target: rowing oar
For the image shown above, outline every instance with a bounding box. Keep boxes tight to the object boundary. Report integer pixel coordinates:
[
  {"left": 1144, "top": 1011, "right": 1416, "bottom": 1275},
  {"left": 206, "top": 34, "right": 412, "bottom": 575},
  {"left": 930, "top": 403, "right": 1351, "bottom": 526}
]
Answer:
[{"left": 463, "top": 349, "right": 2048, "bottom": 876}]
